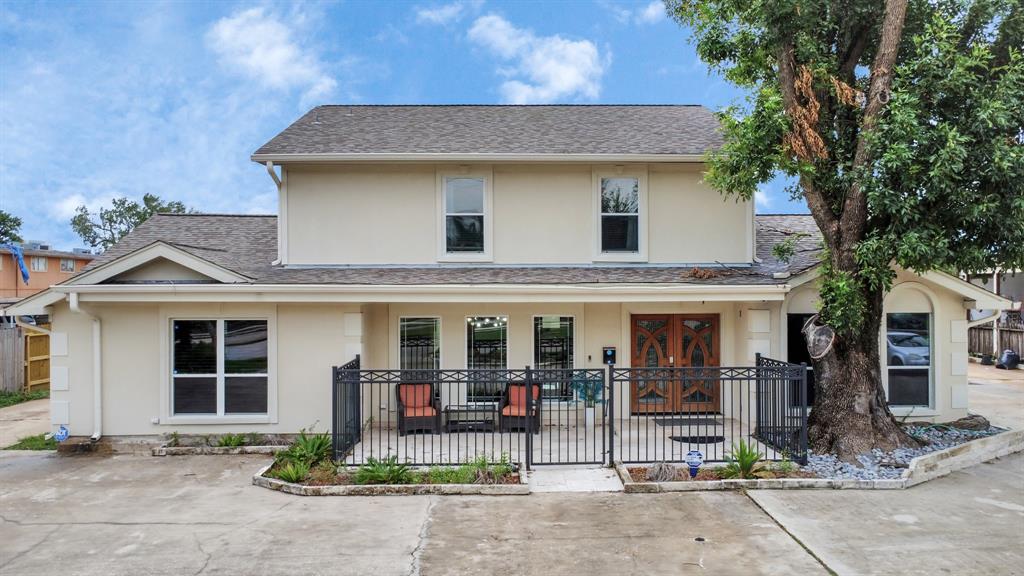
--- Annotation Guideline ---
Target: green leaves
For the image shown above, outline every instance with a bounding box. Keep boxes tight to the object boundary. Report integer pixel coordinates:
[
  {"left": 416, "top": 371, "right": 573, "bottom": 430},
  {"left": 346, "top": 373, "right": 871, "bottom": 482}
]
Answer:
[
  {"left": 70, "top": 193, "right": 192, "bottom": 251},
  {"left": 0, "top": 210, "right": 23, "bottom": 244}
]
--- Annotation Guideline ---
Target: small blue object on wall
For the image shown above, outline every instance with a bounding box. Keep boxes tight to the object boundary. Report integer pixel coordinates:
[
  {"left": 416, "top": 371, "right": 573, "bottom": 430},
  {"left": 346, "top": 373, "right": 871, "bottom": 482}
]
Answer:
[
  {"left": 54, "top": 425, "right": 69, "bottom": 443},
  {"left": 685, "top": 450, "right": 704, "bottom": 478}
]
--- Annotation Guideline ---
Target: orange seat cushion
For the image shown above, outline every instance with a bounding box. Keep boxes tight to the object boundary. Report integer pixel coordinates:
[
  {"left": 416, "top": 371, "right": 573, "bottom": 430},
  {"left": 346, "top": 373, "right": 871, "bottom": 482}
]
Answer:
[
  {"left": 502, "top": 405, "right": 527, "bottom": 417},
  {"left": 508, "top": 385, "right": 539, "bottom": 407},
  {"left": 405, "top": 406, "right": 436, "bottom": 418},
  {"left": 399, "top": 384, "right": 433, "bottom": 408}
]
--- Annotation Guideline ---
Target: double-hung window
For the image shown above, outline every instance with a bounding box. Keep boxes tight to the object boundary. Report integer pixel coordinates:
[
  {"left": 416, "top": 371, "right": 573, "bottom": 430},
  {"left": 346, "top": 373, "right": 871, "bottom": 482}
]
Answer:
[
  {"left": 596, "top": 172, "right": 646, "bottom": 260},
  {"left": 172, "top": 319, "right": 269, "bottom": 416},
  {"left": 440, "top": 173, "right": 491, "bottom": 260},
  {"left": 30, "top": 257, "right": 47, "bottom": 272},
  {"left": 534, "top": 316, "right": 574, "bottom": 400},
  {"left": 885, "top": 313, "right": 932, "bottom": 407},
  {"left": 60, "top": 258, "right": 75, "bottom": 272}
]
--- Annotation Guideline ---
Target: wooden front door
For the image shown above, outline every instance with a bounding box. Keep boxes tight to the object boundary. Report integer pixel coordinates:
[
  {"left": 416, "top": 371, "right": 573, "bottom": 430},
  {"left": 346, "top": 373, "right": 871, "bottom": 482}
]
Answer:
[{"left": 630, "top": 314, "right": 720, "bottom": 413}]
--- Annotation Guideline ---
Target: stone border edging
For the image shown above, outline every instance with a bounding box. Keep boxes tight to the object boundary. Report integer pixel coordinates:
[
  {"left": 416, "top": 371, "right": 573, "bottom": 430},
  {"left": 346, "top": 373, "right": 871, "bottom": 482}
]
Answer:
[
  {"left": 251, "top": 464, "right": 531, "bottom": 496},
  {"left": 153, "top": 445, "right": 289, "bottom": 457},
  {"left": 614, "top": 429, "right": 1024, "bottom": 492}
]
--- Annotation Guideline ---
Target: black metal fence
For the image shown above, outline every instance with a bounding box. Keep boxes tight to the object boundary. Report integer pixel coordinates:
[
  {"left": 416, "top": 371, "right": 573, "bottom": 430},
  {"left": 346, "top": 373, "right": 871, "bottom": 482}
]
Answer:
[{"left": 332, "top": 356, "right": 807, "bottom": 468}]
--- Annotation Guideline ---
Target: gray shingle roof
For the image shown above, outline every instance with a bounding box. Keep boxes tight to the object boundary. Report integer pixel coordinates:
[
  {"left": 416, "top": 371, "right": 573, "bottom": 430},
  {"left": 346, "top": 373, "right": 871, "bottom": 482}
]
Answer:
[
  {"left": 253, "top": 105, "right": 724, "bottom": 158},
  {"left": 76, "top": 213, "right": 821, "bottom": 286}
]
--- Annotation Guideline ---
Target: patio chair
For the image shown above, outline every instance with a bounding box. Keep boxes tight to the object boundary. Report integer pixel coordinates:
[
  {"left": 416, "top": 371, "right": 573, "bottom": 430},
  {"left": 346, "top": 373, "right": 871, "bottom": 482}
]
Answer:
[
  {"left": 499, "top": 382, "right": 542, "bottom": 433},
  {"left": 395, "top": 383, "right": 441, "bottom": 436}
]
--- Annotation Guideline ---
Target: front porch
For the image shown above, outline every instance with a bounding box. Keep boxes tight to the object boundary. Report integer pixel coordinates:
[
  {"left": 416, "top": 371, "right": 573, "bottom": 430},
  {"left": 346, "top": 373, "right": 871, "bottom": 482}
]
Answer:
[{"left": 332, "top": 357, "right": 809, "bottom": 468}]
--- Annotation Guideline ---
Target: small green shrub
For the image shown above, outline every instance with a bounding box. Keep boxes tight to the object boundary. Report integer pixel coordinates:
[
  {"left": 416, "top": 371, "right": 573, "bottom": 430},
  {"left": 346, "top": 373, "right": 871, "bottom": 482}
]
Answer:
[
  {"left": 245, "top": 432, "right": 265, "bottom": 446},
  {"left": 217, "top": 433, "right": 245, "bottom": 448},
  {"left": 273, "top": 461, "right": 310, "bottom": 483},
  {"left": 167, "top": 431, "right": 181, "bottom": 447},
  {"left": 774, "top": 452, "right": 797, "bottom": 474},
  {"left": 276, "top": 429, "right": 333, "bottom": 468},
  {"left": 426, "top": 454, "right": 514, "bottom": 484},
  {"left": 354, "top": 456, "right": 414, "bottom": 485},
  {"left": 720, "top": 440, "right": 768, "bottom": 479}
]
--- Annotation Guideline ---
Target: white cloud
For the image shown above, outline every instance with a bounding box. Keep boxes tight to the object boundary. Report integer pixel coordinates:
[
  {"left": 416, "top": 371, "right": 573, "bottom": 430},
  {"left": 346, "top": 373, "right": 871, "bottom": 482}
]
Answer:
[
  {"left": 636, "top": 1, "right": 667, "bottom": 24},
  {"left": 206, "top": 7, "right": 336, "bottom": 102},
  {"left": 468, "top": 15, "right": 608, "bottom": 104},
  {"left": 415, "top": 1, "right": 482, "bottom": 25},
  {"left": 755, "top": 189, "right": 772, "bottom": 210}
]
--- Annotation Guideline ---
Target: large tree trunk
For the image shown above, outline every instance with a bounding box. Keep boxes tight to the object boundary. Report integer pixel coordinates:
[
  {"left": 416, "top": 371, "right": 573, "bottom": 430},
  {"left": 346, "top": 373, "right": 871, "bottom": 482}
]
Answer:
[{"left": 804, "top": 281, "right": 920, "bottom": 461}]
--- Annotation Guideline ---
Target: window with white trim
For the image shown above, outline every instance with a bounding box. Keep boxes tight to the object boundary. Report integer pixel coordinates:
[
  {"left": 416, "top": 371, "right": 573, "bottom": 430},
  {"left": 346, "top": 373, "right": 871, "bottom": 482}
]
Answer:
[
  {"left": 30, "top": 257, "right": 47, "bottom": 272},
  {"left": 172, "top": 320, "right": 268, "bottom": 415},
  {"left": 885, "top": 313, "right": 931, "bottom": 406},
  {"left": 443, "top": 176, "right": 487, "bottom": 255},
  {"left": 597, "top": 175, "right": 644, "bottom": 257},
  {"left": 60, "top": 258, "right": 75, "bottom": 272}
]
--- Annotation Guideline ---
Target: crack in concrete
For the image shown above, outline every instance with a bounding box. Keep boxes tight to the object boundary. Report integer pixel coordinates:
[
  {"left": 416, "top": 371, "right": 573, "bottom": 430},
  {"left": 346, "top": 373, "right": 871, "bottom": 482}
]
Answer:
[
  {"left": 0, "top": 514, "right": 233, "bottom": 528},
  {"left": 744, "top": 492, "right": 837, "bottom": 576},
  {"left": 0, "top": 523, "right": 60, "bottom": 570},
  {"left": 192, "top": 533, "right": 213, "bottom": 576},
  {"left": 407, "top": 495, "right": 437, "bottom": 576}
]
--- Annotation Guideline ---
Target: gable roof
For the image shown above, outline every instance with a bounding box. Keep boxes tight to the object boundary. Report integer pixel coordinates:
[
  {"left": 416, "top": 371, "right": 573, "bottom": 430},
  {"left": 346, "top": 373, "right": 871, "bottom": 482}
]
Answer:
[
  {"left": 66, "top": 213, "right": 820, "bottom": 287},
  {"left": 252, "top": 105, "right": 724, "bottom": 160}
]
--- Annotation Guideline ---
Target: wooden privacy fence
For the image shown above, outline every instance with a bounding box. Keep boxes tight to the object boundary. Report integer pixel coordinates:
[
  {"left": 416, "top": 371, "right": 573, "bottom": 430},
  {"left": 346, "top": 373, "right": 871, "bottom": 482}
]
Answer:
[
  {"left": 0, "top": 325, "right": 50, "bottom": 393},
  {"left": 968, "top": 326, "right": 1024, "bottom": 357}
]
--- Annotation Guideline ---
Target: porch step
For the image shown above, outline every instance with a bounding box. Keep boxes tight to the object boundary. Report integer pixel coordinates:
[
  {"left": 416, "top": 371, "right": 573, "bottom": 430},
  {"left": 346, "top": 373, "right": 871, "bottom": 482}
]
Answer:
[{"left": 527, "top": 467, "right": 623, "bottom": 493}]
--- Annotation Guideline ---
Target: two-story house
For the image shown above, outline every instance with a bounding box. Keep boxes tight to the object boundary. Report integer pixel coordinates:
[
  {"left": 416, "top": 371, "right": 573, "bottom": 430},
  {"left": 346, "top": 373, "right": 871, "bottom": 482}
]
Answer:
[{"left": 7, "top": 105, "right": 1010, "bottom": 444}]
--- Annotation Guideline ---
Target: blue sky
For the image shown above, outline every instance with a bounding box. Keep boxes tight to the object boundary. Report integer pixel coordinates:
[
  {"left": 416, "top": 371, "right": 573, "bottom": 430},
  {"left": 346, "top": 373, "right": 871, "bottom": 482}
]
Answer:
[{"left": 0, "top": 0, "right": 806, "bottom": 250}]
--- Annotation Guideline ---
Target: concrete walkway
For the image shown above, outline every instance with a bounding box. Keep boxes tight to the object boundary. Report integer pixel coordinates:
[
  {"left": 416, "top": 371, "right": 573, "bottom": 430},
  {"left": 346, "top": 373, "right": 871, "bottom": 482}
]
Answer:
[
  {"left": 749, "top": 452, "right": 1024, "bottom": 576},
  {"left": 969, "top": 363, "right": 1024, "bottom": 429},
  {"left": 0, "top": 398, "right": 49, "bottom": 448},
  {"left": 527, "top": 466, "right": 623, "bottom": 493}
]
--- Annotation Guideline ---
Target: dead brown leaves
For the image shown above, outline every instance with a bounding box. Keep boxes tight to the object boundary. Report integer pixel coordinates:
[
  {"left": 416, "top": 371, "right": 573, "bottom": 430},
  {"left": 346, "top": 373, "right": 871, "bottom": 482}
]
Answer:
[{"left": 783, "top": 66, "right": 829, "bottom": 162}]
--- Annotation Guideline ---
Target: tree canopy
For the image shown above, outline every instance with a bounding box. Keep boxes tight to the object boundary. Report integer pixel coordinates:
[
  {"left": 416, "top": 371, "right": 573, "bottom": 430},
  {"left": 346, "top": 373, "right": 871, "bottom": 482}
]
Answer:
[
  {"left": 0, "top": 210, "right": 23, "bottom": 244},
  {"left": 668, "top": 0, "right": 1023, "bottom": 458},
  {"left": 71, "top": 194, "right": 192, "bottom": 251}
]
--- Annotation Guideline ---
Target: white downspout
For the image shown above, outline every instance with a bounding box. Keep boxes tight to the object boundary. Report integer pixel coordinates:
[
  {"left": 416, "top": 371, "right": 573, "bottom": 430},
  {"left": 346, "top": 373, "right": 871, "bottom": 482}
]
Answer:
[
  {"left": 69, "top": 292, "right": 102, "bottom": 441},
  {"left": 265, "top": 161, "right": 284, "bottom": 266}
]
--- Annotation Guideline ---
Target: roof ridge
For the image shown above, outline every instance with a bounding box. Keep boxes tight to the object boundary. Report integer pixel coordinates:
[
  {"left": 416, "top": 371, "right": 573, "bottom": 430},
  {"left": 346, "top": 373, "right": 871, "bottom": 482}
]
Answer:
[
  {"left": 153, "top": 213, "right": 276, "bottom": 218},
  {"left": 313, "top": 104, "right": 709, "bottom": 108}
]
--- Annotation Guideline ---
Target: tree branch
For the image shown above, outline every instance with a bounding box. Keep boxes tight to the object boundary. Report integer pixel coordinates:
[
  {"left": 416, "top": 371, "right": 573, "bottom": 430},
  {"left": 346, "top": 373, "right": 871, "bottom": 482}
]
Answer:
[{"left": 838, "top": 0, "right": 908, "bottom": 262}]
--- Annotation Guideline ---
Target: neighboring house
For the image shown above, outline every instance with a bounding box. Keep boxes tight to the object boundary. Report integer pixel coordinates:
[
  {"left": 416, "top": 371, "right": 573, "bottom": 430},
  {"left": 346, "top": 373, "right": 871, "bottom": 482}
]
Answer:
[
  {"left": 6, "top": 105, "right": 1013, "bottom": 441},
  {"left": 965, "top": 269, "right": 1023, "bottom": 358},
  {"left": 1, "top": 243, "right": 95, "bottom": 305}
]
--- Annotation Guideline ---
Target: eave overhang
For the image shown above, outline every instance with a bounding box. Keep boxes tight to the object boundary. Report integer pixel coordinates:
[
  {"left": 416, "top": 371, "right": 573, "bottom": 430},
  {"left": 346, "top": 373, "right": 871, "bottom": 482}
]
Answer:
[{"left": 250, "top": 152, "right": 707, "bottom": 164}]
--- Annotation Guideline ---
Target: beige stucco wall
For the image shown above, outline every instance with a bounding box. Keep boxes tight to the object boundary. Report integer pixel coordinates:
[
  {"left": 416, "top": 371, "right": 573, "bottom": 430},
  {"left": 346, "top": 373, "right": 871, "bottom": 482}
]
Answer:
[
  {"left": 109, "top": 258, "right": 213, "bottom": 282},
  {"left": 283, "top": 163, "right": 752, "bottom": 265},
  {"left": 48, "top": 301, "right": 363, "bottom": 437},
  {"left": 781, "top": 271, "right": 970, "bottom": 422}
]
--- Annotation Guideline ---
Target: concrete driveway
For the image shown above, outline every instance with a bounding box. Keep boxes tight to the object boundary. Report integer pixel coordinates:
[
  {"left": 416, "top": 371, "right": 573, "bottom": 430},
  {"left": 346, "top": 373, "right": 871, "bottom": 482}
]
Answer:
[
  {"left": 2, "top": 451, "right": 1021, "bottom": 576},
  {"left": 969, "top": 363, "right": 1024, "bottom": 429},
  {"left": 0, "top": 399, "right": 49, "bottom": 448},
  {"left": 0, "top": 452, "right": 823, "bottom": 576},
  {"left": 749, "top": 453, "right": 1024, "bottom": 576}
]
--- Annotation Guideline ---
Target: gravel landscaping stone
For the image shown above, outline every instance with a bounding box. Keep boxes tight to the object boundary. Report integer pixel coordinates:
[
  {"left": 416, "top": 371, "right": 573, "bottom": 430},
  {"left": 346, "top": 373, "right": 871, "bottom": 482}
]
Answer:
[{"left": 803, "top": 424, "right": 1005, "bottom": 480}]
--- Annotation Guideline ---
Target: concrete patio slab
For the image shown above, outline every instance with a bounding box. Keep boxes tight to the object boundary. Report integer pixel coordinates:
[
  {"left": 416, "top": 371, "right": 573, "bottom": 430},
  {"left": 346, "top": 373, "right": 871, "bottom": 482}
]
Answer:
[
  {"left": 969, "top": 362, "right": 1024, "bottom": 430},
  {"left": 747, "top": 452, "right": 1024, "bottom": 576},
  {"left": 0, "top": 398, "right": 49, "bottom": 448}
]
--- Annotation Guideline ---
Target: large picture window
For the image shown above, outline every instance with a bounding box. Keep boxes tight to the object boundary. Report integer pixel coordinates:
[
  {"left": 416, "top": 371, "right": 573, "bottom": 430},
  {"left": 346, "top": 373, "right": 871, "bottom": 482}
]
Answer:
[
  {"left": 466, "top": 316, "right": 507, "bottom": 402},
  {"left": 444, "top": 177, "right": 486, "bottom": 254},
  {"left": 172, "top": 319, "right": 268, "bottom": 415},
  {"left": 885, "top": 313, "right": 931, "bottom": 406},
  {"left": 534, "top": 316, "right": 574, "bottom": 400},
  {"left": 600, "top": 177, "right": 640, "bottom": 253}
]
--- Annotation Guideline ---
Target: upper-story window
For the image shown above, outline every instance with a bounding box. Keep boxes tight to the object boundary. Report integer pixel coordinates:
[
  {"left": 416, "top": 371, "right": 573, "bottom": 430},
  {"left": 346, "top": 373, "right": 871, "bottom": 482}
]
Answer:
[
  {"left": 30, "top": 257, "right": 47, "bottom": 272},
  {"left": 60, "top": 258, "right": 76, "bottom": 273},
  {"left": 595, "top": 170, "right": 647, "bottom": 261},
  {"left": 439, "top": 171, "right": 492, "bottom": 261}
]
